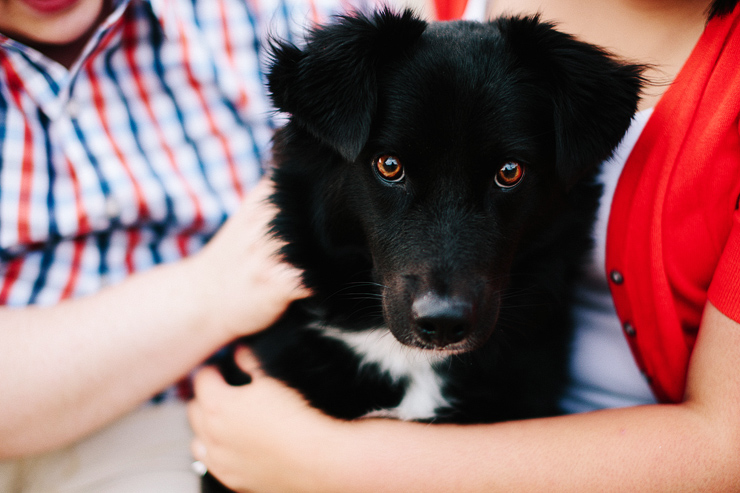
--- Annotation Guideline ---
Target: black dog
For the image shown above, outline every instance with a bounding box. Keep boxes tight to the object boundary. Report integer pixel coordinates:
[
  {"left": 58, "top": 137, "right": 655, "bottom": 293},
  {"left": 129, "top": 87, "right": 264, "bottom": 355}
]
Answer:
[{"left": 203, "top": 9, "right": 642, "bottom": 492}]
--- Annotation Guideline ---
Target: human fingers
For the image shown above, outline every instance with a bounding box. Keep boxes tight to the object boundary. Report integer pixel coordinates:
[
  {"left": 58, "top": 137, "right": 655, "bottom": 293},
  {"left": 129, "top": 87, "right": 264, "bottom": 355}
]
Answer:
[
  {"left": 190, "top": 364, "right": 231, "bottom": 403},
  {"left": 233, "top": 345, "right": 265, "bottom": 377}
]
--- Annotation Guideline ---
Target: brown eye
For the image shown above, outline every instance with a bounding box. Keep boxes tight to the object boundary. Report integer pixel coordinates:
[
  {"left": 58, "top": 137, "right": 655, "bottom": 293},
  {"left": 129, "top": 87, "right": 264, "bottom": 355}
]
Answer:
[
  {"left": 374, "top": 155, "right": 404, "bottom": 183},
  {"left": 495, "top": 162, "right": 524, "bottom": 189}
]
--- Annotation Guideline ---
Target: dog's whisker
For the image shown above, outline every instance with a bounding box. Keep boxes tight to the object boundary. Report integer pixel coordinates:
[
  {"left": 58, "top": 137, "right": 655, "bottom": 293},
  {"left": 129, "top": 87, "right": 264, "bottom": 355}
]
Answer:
[{"left": 323, "top": 283, "right": 384, "bottom": 304}]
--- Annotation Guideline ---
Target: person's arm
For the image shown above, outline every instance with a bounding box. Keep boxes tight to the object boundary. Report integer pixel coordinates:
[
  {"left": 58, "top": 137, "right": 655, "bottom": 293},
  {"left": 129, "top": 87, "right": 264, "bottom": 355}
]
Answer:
[
  {"left": 188, "top": 301, "right": 740, "bottom": 492},
  {"left": 0, "top": 179, "right": 308, "bottom": 459}
]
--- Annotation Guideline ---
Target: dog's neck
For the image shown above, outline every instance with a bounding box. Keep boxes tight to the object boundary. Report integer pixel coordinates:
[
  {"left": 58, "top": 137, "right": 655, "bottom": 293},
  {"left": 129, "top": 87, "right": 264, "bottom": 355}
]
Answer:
[{"left": 311, "top": 324, "right": 452, "bottom": 420}]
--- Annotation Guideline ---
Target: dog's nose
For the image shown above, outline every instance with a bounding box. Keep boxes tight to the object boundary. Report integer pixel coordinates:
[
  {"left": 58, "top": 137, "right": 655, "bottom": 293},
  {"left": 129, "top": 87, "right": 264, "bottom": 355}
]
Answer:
[{"left": 412, "top": 294, "right": 473, "bottom": 347}]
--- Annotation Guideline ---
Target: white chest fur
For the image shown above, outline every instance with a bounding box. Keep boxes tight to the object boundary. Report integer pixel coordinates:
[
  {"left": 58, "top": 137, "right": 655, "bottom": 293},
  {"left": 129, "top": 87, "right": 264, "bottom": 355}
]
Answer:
[{"left": 313, "top": 325, "right": 452, "bottom": 420}]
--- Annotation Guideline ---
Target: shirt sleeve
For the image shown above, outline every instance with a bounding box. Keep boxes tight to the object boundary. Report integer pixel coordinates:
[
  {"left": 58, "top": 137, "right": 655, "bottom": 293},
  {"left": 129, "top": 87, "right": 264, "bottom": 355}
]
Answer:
[{"left": 708, "top": 207, "right": 740, "bottom": 323}]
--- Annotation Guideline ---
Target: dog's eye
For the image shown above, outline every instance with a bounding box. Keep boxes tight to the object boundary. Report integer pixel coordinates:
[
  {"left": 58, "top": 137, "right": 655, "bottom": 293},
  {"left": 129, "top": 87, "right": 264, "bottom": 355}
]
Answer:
[
  {"left": 374, "top": 155, "right": 405, "bottom": 183},
  {"left": 495, "top": 162, "right": 524, "bottom": 189}
]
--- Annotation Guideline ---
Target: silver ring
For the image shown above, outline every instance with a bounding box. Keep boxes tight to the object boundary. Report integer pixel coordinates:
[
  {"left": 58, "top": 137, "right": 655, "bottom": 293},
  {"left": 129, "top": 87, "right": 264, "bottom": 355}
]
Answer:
[{"left": 191, "top": 460, "right": 208, "bottom": 476}]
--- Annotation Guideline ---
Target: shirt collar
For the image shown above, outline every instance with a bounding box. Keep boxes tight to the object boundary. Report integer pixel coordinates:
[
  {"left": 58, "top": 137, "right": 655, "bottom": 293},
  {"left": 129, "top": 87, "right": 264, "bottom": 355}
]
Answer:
[
  {"left": 147, "top": 0, "right": 178, "bottom": 39},
  {"left": 0, "top": 0, "right": 168, "bottom": 120}
]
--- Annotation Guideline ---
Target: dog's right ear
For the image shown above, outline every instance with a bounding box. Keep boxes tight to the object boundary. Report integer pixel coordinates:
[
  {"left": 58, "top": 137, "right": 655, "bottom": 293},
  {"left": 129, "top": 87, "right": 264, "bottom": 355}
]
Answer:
[
  {"left": 267, "top": 9, "right": 426, "bottom": 161},
  {"left": 496, "top": 15, "right": 644, "bottom": 189}
]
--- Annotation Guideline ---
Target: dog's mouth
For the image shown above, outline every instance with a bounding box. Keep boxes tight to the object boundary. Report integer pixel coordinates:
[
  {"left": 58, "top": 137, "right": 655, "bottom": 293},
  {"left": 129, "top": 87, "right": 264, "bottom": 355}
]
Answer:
[
  {"left": 402, "top": 329, "right": 494, "bottom": 354},
  {"left": 406, "top": 341, "right": 484, "bottom": 356}
]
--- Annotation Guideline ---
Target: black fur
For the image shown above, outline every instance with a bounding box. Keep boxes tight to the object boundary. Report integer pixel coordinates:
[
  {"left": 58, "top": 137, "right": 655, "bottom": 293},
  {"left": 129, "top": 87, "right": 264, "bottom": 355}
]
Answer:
[
  {"left": 203, "top": 9, "right": 642, "bottom": 492},
  {"left": 709, "top": 0, "right": 739, "bottom": 19}
]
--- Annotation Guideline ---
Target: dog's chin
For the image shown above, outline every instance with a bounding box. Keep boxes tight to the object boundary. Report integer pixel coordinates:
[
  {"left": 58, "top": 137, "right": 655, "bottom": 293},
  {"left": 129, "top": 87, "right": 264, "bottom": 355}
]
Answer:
[
  {"left": 408, "top": 342, "right": 477, "bottom": 356},
  {"left": 390, "top": 329, "right": 493, "bottom": 355}
]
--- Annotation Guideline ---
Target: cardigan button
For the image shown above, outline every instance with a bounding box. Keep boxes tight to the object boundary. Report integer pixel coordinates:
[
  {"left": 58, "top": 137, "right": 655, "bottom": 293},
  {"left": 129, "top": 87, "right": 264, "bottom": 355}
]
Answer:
[
  {"left": 609, "top": 270, "right": 624, "bottom": 285},
  {"left": 641, "top": 371, "right": 653, "bottom": 385},
  {"left": 623, "top": 322, "right": 636, "bottom": 337}
]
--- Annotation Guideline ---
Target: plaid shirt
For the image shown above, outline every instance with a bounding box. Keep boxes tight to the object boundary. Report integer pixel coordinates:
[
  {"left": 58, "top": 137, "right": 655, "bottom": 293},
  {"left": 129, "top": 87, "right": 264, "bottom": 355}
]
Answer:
[{"left": 0, "top": 0, "right": 369, "bottom": 307}]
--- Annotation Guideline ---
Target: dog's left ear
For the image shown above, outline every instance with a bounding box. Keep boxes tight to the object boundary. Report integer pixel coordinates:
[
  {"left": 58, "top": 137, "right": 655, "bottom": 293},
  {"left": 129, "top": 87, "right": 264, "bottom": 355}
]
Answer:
[
  {"left": 267, "top": 9, "right": 427, "bottom": 161},
  {"left": 496, "top": 16, "right": 644, "bottom": 188}
]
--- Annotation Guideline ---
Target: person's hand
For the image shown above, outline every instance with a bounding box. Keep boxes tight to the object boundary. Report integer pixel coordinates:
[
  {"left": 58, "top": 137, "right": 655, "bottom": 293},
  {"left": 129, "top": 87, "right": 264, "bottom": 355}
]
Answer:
[
  {"left": 188, "top": 178, "right": 310, "bottom": 341},
  {"left": 188, "top": 347, "right": 344, "bottom": 493},
  {"left": 0, "top": 177, "right": 310, "bottom": 458}
]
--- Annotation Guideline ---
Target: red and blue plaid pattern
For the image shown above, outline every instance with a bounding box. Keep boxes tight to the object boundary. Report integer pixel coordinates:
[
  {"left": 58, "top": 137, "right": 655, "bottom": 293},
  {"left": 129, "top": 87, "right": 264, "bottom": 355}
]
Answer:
[{"left": 0, "top": 0, "right": 371, "bottom": 307}]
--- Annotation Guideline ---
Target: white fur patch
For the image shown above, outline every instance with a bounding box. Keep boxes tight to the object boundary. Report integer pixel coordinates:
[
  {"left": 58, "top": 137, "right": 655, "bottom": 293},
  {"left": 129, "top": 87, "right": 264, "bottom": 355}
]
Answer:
[{"left": 312, "top": 325, "right": 452, "bottom": 421}]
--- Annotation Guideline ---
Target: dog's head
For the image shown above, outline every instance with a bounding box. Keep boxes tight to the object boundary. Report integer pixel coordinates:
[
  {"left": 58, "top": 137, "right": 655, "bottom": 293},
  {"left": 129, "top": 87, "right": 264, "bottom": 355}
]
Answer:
[{"left": 267, "top": 9, "right": 642, "bottom": 352}]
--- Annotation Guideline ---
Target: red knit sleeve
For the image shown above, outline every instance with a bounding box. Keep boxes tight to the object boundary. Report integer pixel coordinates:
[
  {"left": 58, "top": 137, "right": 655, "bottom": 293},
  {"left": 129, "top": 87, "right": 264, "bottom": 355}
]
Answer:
[
  {"left": 708, "top": 208, "right": 740, "bottom": 323},
  {"left": 432, "top": 0, "right": 468, "bottom": 20}
]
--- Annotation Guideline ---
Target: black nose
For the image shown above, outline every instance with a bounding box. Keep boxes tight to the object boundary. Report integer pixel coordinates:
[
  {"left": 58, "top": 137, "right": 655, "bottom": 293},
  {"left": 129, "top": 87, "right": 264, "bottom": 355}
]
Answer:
[{"left": 412, "top": 294, "right": 474, "bottom": 347}]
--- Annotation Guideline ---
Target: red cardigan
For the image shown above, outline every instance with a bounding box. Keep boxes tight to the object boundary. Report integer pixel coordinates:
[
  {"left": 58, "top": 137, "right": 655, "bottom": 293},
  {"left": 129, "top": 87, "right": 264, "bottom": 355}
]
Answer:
[
  {"left": 432, "top": 0, "right": 467, "bottom": 20},
  {"left": 606, "top": 5, "right": 740, "bottom": 403}
]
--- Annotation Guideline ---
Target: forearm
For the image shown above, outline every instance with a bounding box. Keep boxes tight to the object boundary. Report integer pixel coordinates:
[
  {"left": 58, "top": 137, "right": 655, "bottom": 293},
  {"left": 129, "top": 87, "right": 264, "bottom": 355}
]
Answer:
[
  {"left": 0, "top": 257, "right": 227, "bottom": 458},
  {"left": 188, "top": 304, "right": 740, "bottom": 493},
  {"left": 0, "top": 179, "right": 305, "bottom": 459},
  {"left": 333, "top": 402, "right": 738, "bottom": 493},
  {"left": 323, "top": 305, "right": 740, "bottom": 493}
]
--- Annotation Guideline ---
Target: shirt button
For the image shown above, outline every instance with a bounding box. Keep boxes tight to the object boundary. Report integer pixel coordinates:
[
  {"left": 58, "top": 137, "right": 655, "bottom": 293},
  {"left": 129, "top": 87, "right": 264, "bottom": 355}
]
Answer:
[
  {"left": 66, "top": 99, "right": 81, "bottom": 119},
  {"left": 623, "top": 321, "right": 636, "bottom": 337},
  {"left": 609, "top": 270, "right": 624, "bottom": 285},
  {"left": 105, "top": 196, "right": 121, "bottom": 220}
]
